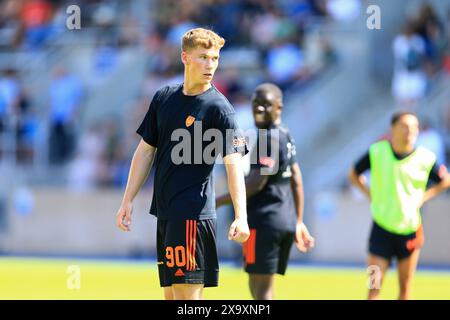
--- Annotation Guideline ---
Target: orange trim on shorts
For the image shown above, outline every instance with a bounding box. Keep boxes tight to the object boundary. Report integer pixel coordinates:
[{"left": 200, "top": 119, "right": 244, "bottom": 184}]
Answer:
[
  {"left": 185, "top": 220, "right": 197, "bottom": 271},
  {"left": 186, "top": 220, "right": 190, "bottom": 271},
  {"left": 244, "top": 229, "right": 256, "bottom": 265},
  {"left": 406, "top": 225, "right": 425, "bottom": 252},
  {"left": 192, "top": 220, "right": 197, "bottom": 271}
]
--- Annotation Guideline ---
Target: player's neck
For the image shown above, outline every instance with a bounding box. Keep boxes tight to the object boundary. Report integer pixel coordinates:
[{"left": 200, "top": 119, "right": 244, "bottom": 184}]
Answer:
[
  {"left": 265, "top": 119, "right": 281, "bottom": 128},
  {"left": 391, "top": 140, "right": 414, "bottom": 155},
  {"left": 183, "top": 76, "right": 211, "bottom": 96}
]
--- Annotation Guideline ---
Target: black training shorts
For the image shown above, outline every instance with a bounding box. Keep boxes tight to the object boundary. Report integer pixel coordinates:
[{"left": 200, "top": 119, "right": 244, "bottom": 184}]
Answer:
[
  {"left": 156, "top": 218, "right": 219, "bottom": 287},
  {"left": 368, "top": 221, "right": 424, "bottom": 263},
  {"left": 243, "top": 227, "right": 295, "bottom": 275}
]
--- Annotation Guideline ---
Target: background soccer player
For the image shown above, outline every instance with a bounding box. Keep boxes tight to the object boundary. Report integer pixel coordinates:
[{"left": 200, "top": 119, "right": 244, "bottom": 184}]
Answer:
[
  {"left": 216, "top": 83, "right": 315, "bottom": 300},
  {"left": 115, "top": 28, "right": 250, "bottom": 300},
  {"left": 349, "top": 111, "right": 450, "bottom": 300}
]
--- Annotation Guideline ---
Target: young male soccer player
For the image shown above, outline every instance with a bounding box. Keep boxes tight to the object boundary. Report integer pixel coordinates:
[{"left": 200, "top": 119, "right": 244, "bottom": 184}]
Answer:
[
  {"left": 116, "top": 28, "right": 250, "bottom": 300},
  {"left": 216, "top": 83, "right": 315, "bottom": 300},
  {"left": 349, "top": 111, "right": 450, "bottom": 300}
]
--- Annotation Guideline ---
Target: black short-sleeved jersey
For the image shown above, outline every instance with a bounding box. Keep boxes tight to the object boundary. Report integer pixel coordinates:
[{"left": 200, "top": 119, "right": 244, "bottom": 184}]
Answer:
[
  {"left": 137, "top": 84, "right": 248, "bottom": 220},
  {"left": 247, "top": 124, "right": 298, "bottom": 231}
]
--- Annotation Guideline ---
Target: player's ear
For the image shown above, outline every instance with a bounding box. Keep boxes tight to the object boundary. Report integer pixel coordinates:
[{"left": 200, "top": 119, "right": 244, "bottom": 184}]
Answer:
[
  {"left": 277, "top": 101, "right": 283, "bottom": 112},
  {"left": 181, "top": 51, "right": 189, "bottom": 65}
]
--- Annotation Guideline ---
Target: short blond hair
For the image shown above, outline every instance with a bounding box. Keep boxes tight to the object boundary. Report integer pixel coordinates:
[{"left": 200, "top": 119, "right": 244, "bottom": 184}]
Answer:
[{"left": 181, "top": 28, "right": 225, "bottom": 52}]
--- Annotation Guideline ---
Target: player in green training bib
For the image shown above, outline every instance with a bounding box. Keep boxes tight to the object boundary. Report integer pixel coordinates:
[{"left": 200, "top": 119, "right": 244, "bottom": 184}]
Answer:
[{"left": 349, "top": 111, "right": 450, "bottom": 300}]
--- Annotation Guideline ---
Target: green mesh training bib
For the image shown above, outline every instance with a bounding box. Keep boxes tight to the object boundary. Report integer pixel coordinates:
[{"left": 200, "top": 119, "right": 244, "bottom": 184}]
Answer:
[{"left": 369, "top": 140, "right": 436, "bottom": 235}]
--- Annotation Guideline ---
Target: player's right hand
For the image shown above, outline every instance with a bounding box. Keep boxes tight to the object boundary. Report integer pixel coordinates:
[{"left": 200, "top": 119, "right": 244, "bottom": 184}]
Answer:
[
  {"left": 228, "top": 218, "right": 250, "bottom": 243},
  {"left": 295, "top": 222, "right": 315, "bottom": 253},
  {"left": 116, "top": 202, "right": 133, "bottom": 232}
]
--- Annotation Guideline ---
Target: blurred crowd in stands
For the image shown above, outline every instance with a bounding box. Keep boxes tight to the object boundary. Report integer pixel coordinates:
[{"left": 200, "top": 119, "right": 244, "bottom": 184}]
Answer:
[
  {"left": 391, "top": 3, "right": 450, "bottom": 105},
  {"left": 390, "top": 3, "right": 450, "bottom": 168},
  {"left": 1, "top": 0, "right": 450, "bottom": 190},
  {"left": 0, "top": 0, "right": 340, "bottom": 189}
]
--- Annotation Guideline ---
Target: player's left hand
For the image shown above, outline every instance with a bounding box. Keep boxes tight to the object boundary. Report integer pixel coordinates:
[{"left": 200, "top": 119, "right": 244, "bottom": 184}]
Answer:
[
  {"left": 228, "top": 218, "right": 250, "bottom": 243},
  {"left": 116, "top": 201, "right": 133, "bottom": 232},
  {"left": 295, "top": 222, "right": 315, "bottom": 253}
]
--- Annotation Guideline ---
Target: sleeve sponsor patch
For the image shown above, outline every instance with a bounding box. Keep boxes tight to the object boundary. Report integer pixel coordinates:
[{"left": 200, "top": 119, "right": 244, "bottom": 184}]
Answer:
[
  {"left": 259, "top": 156, "right": 275, "bottom": 169},
  {"left": 439, "top": 164, "right": 448, "bottom": 179}
]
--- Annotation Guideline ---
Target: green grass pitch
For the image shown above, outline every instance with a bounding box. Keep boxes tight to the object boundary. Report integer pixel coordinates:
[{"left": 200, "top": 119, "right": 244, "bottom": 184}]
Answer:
[{"left": 1, "top": 257, "right": 449, "bottom": 299}]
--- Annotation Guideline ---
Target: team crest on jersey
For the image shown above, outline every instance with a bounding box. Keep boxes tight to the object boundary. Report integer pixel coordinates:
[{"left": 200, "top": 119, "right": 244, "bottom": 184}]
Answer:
[
  {"left": 185, "top": 115, "right": 195, "bottom": 127},
  {"left": 232, "top": 137, "right": 246, "bottom": 148}
]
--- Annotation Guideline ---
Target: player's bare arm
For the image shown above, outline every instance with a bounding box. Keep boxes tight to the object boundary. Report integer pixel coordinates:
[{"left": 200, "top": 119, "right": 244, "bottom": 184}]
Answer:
[
  {"left": 348, "top": 168, "right": 371, "bottom": 201},
  {"left": 216, "top": 167, "right": 269, "bottom": 207},
  {"left": 116, "top": 139, "right": 156, "bottom": 231},
  {"left": 290, "top": 162, "right": 314, "bottom": 252},
  {"left": 223, "top": 152, "right": 250, "bottom": 243},
  {"left": 421, "top": 171, "right": 450, "bottom": 206}
]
